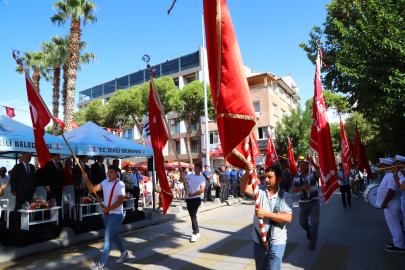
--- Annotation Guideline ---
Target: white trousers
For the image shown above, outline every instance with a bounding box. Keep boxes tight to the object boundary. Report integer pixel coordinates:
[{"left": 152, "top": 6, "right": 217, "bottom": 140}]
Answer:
[{"left": 384, "top": 206, "right": 405, "bottom": 249}]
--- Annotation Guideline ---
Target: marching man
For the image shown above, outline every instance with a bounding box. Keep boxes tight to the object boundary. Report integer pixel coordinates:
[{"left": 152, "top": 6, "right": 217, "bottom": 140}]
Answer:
[
  {"left": 392, "top": 155, "right": 405, "bottom": 236},
  {"left": 375, "top": 157, "right": 404, "bottom": 253},
  {"left": 241, "top": 162, "right": 293, "bottom": 270}
]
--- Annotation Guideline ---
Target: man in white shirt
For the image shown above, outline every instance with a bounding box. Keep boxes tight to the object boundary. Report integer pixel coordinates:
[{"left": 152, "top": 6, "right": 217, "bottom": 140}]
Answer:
[
  {"left": 376, "top": 157, "right": 404, "bottom": 253},
  {"left": 0, "top": 167, "right": 10, "bottom": 186},
  {"left": 392, "top": 155, "right": 405, "bottom": 236},
  {"left": 182, "top": 163, "right": 205, "bottom": 242},
  {"left": 84, "top": 165, "right": 129, "bottom": 270}
]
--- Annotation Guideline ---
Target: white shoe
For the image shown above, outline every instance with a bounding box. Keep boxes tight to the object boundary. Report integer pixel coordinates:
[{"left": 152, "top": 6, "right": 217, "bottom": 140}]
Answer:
[
  {"left": 190, "top": 234, "right": 198, "bottom": 242},
  {"left": 116, "top": 251, "right": 129, "bottom": 264},
  {"left": 89, "top": 262, "right": 104, "bottom": 270},
  {"left": 196, "top": 233, "right": 201, "bottom": 238}
]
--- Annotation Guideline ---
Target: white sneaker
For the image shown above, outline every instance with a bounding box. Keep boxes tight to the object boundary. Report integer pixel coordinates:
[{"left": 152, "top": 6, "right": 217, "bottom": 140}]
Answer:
[
  {"left": 196, "top": 233, "right": 201, "bottom": 238},
  {"left": 116, "top": 251, "right": 129, "bottom": 264},
  {"left": 190, "top": 234, "right": 198, "bottom": 242},
  {"left": 89, "top": 262, "right": 104, "bottom": 270}
]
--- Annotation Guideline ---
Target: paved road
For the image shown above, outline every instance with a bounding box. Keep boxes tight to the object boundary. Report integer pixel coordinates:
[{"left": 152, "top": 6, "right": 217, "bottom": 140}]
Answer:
[{"left": 1, "top": 187, "right": 405, "bottom": 270}]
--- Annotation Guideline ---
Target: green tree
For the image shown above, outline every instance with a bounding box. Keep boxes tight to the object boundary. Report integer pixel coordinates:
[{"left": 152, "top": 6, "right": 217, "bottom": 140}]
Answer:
[
  {"left": 176, "top": 81, "right": 215, "bottom": 166},
  {"left": 51, "top": 0, "right": 98, "bottom": 132},
  {"left": 84, "top": 100, "right": 116, "bottom": 129},
  {"left": 304, "top": 90, "right": 349, "bottom": 113},
  {"left": 73, "top": 109, "right": 87, "bottom": 126},
  {"left": 299, "top": 0, "right": 405, "bottom": 157}
]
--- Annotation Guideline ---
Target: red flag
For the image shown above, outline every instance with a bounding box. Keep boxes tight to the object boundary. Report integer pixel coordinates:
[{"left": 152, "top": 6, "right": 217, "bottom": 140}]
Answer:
[
  {"left": 148, "top": 81, "right": 173, "bottom": 215},
  {"left": 310, "top": 49, "right": 338, "bottom": 203},
  {"left": 54, "top": 118, "right": 65, "bottom": 130},
  {"left": 116, "top": 129, "right": 122, "bottom": 136},
  {"left": 347, "top": 132, "right": 354, "bottom": 156},
  {"left": 287, "top": 136, "right": 298, "bottom": 176},
  {"left": 265, "top": 134, "right": 277, "bottom": 167},
  {"left": 5, "top": 107, "right": 15, "bottom": 118},
  {"left": 250, "top": 133, "right": 261, "bottom": 159},
  {"left": 355, "top": 125, "right": 363, "bottom": 167},
  {"left": 107, "top": 128, "right": 111, "bottom": 133},
  {"left": 25, "top": 74, "right": 52, "bottom": 167},
  {"left": 340, "top": 115, "right": 352, "bottom": 177},
  {"left": 69, "top": 121, "right": 79, "bottom": 129},
  {"left": 203, "top": 0, "right": 257, "bottom": 170}
]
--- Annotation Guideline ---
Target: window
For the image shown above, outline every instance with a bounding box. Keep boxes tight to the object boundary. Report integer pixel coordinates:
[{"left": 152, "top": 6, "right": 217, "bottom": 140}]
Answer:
[
  {"left": 253, "top": 101, "right": 260, "bottom": 113},
  {"left": 191, "top": 140, "right": 199, "bottom": 153},
  {"left": 123, "top": 129, "right": 133, "bottom": 140},
  {"left": 176, "top": 140, "right": 181, "bottom": 154},
  {"left": 273, "top": 104, "right": 278, "bottom": 116},
  {"left": 186, "top": 121, "right": 199, "bottom": 132},
  {"left": 281, "top": 109, "right": 285, "bottom": 119},
  {"left": 170, "top": 119, "right": 180, "bottom": 134},
  {"left": 210, "top": 131, "right": 219, "bottom": 144},
  {"left": 257, "top": 127, "right": 269, "bottom": 140}
]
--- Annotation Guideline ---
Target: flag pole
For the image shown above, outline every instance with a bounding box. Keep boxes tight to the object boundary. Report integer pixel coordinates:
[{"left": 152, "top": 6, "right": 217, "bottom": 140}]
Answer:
[
  {"left": 146, "top": 63, "right": 190, "bottom": 195},
  {"left": 18, "top": 58, "right": 103, "bottom": 207}
]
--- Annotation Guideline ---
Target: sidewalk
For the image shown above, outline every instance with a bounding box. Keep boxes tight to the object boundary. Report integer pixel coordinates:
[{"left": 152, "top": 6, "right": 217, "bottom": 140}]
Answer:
[{"left": 0, "top": 195, "right": 245, "bottom": 264}]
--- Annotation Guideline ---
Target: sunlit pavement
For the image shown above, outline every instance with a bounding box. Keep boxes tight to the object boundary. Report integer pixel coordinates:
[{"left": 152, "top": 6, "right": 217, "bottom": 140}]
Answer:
[{"left": 1, "top": 187, "right": 404, "bottom": 270}]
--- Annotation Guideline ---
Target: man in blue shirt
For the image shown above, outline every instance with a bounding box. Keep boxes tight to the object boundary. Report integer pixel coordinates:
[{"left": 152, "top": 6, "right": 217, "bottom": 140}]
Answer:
[
  {"left": 230, "top": 167, "right": 239, "bottom": 198},
  {"left": 131, "top": 168, "right": 144, "bottom": 211},
  {"left": 203, "top": 165, "right": 212, "bottom": 202},
  {"left": 338, "top": 163, "right": 351, "bottom": 208}
]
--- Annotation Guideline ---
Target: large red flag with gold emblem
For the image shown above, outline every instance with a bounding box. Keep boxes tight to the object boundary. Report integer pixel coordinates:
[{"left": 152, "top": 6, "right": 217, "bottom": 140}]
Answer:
[
  {"left": 310, "top": 49, "right": 338, "bottom": 203},
  {"left": 148, "top": 81, "right": 173, "bottom": 215}
]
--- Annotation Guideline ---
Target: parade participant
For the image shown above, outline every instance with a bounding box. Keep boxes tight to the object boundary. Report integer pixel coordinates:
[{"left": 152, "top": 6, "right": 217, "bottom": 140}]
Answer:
[
  {"left": 130, "top": 167, "right": 143, "bottom": 211},
  {"left": 291, "top": 160, "right": 320, "bottom": 250},
  {"left": 375, "top": 157, "right": 404, "bottom": 253},
  {"left": 338, "top": 163, "right": 351, "bottom": 207},
  {"left": 283, "top": 167, "right": 292, "bottom": 193},
  {"left": 183, "top": 163, "right": 205, "bottom": 242},
  {"left": 86, "top": 165, "right": 129, "bottom": 269},
  {"left": 214, "top": 168, "right": 220, "bottom": 199},
  {"left": 240, "top": 161, "right": 293, "bottom": 270},
  {"left": 349, "top": 165, "right": 360, "bottom": 198},
  {"left": 392, "top": 155, "right": 405, "bottom": 235},
  {"left": 217, "top": 165, "right": 228, "bottom": 203},
  {"left": 230, "top": 167, "right": 239, "bottom": 198},
  {"left": 203, "top": 165, "right": 212, "bottom": 202}
]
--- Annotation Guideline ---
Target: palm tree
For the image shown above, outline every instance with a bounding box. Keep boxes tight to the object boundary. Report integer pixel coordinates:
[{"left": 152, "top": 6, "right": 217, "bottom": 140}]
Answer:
[
  {"left": 51, "top": 0, "right": 98, "bottom": 132},
  {"left": 15, "top": 51, "right": 52, "bottom": 92},
  {"left": 41, "top": 36, "right": 68, "bottom": 135}
]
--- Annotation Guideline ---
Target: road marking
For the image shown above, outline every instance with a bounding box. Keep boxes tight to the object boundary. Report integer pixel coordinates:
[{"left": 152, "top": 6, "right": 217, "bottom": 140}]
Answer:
[
  {"left": 118, "top": 236, "right": 213, "bottom": 269},
  {"left": 241, "top": 260, "right": 255, "bottom": 270},
  {"left": 311, "top": 245, "right": 350, "bottom": 270},
  {"left": 177, "top": 239, "right": 251, "bottom": 270},
  {"left": 199, "top": 220, "right": 253, "bottom": 226}
]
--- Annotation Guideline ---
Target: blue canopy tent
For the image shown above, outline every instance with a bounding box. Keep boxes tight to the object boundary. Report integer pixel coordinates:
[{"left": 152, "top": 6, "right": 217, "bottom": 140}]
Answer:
[
  {"left": 62, "top": 121, "right": 153, "bottom": 158},
  {"left": 0, "top": 114, "right": 75, "bottom": 159}
]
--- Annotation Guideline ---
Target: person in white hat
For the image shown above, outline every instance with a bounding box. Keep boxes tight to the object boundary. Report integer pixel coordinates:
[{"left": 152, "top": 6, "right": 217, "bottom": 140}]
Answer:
[
  {"left": 376, "top": 157, "right": 404, "bottom": 253},
  {"left": 391, "top": 155, "right": 405, "bottom": 235}
]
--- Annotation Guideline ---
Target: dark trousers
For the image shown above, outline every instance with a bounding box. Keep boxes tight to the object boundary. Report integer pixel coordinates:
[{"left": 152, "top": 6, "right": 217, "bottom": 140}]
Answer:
[
  {"left": 47, "top": 191, "right": 63, "bottom": 219},
  {"left": 299, "top": 200, "right": 320, "bottom": 246},
  {"left": 14, "top": 190, "right": 34, "bottom": 225},
  {"left": 231, "top": 180, "right": 239, "bottom": 198},
  {"left": 219, "top": 184, "right": 227, "bottom": 202},
  {"left": 75, "top": 188, "right": 88, "bottom": 202},
  {"left": 237, "top": 180, "right": 245, "bottom": 198},
  {"left": 215, "top": 186, "right": 220, "bottom": 198},
  {"left": 130, "top": 186, "right": 140, "bottom": 210},
  {"left": 186, "top": 198, "right": 201, "bottom": 234},
  {"left": 339, "top": 185, "right": 351, "bottom": 206},
  {"left": 204, "top": 181, "right": 212, "bottom": 202}
]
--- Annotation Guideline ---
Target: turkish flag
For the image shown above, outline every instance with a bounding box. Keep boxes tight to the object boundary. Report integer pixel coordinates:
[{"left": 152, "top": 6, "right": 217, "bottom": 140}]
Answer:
[
  {"left": 204, "top": 0, "right": 257, "bottom": 170},
  {"left": 115, "top": 129, "right": 122, "bottom": 136},
  {"left": 310, "top": 50, "right": 338, "bottom": 203},
  {"left": 287, "top": 136, "right": 298, "bottom": 176},
  {"left": 265, "top": 134, "right": 277, "bottom": 167},
  {"left": 5, "top": 107, "right": 15, "bottom": 118},
  {"left": 69, "top": 121, "right": 79, "bottom": 129},
  {"left": 340, "top": 115, "right": 352, "bottom": 177},
  {"left": 25, "top": 74, "right": 52, "bottom": 167},
  {"left": 149, "top": 81, "right": 173, "bottom": 215},
  {"left": 214, "top": 150, "right": 219, "bottom": 156},
  {"left": 209, "top": 150, "right": 213, "bottom": 156},
  {"left": 54, "top": 118, "right": 65, "bottom": 130},
  {"left": 107, "top": 128, "right": 111, "bottom": 133}
]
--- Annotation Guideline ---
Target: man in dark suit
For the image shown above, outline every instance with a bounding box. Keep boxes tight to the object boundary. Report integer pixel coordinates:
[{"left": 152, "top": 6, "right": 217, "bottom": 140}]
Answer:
[
  {"left": 73, "top": 155, "right": 91, "bottom": 201},
  {"left": 91, "top": 156, "right": 106, "bottom": 199},
  {"left": 43, "top": 154, "right": 66, "bottom": 211},
  {"left": 113, "top": 159, "right": 122, "bottom": 180},
  {"left": 10, "top": 152, "right": 36, "bottom": 228}
]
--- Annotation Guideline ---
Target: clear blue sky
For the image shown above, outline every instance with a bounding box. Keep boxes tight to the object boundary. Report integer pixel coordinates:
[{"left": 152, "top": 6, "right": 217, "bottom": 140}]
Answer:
[{"left": 0, "top": 0, "right": 331, "bottom": 128}]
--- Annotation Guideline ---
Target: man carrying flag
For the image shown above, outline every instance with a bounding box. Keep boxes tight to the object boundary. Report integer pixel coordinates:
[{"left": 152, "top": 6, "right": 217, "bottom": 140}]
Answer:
[{"left": 339, "top": 114, "right": 352, "bottom": 207}]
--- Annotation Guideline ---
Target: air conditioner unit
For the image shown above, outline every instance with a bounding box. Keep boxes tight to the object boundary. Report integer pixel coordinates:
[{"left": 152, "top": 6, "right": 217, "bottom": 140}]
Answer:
[{"left": 255, "top": 112, "right": 261, "bottom": 118}]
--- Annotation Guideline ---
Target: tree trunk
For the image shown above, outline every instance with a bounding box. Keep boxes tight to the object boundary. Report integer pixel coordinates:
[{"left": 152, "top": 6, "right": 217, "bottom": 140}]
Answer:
[
  {"left": 32, "top": 69, "right": 40, "bottom": 93},
  {"left": 64, "top": 19, "right": 82, "bottom": 132},
  {"left": 52, "top": 64, "right": 61, "bottom": 135},
  {"left": 132, "top": 115, "right": 145, "bottom": 145},
  {"left": 185, "top": 118, "right": 194, "bottom": 167},
  {"left": 62, "top": 63, "right": 68, "bottom": 123}
]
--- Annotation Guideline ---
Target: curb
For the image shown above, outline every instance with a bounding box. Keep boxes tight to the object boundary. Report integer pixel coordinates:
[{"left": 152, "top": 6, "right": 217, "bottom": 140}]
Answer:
[{"left": 0, "top": 199, "right": 242, "bottom": 263}]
